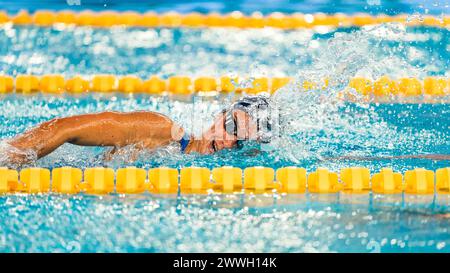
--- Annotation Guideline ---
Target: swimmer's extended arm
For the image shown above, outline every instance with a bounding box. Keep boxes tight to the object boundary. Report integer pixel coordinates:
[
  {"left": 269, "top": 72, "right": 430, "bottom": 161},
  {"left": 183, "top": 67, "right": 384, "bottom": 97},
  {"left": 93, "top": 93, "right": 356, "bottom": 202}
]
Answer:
[{"left": 6, "top": 111, "right": 183, "bottom": 164}]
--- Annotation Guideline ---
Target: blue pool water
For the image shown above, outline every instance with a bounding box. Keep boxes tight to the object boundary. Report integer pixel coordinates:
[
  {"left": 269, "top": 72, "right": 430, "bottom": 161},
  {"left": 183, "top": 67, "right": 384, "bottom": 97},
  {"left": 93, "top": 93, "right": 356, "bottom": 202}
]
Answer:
[{"left": 0, "top": 0, "right": 450, "bottom": 252}]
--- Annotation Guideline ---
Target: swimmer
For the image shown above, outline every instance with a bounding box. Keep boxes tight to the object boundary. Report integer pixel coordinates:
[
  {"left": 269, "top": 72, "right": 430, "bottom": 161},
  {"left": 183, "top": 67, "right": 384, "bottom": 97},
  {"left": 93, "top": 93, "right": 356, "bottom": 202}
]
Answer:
[
  {"left": 2, "top": 96, "right": 273, "bottom": 165},
  {"left": 1, "top": 95, "right": 449, "bottom": 165}
]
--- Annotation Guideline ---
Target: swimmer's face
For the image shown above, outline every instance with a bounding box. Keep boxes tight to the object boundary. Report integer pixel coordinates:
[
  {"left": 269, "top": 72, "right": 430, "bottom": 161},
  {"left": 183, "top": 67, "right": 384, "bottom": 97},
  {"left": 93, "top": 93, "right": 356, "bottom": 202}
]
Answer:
[{"left": 196, "top": 109, "right": 258, "bottom": 154}]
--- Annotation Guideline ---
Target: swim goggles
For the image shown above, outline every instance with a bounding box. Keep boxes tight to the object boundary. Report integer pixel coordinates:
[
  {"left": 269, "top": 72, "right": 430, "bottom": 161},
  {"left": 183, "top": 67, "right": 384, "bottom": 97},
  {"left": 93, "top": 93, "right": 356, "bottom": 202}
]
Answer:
[{"left": 223, "top": 110, "right": 244, "bottom": 149}]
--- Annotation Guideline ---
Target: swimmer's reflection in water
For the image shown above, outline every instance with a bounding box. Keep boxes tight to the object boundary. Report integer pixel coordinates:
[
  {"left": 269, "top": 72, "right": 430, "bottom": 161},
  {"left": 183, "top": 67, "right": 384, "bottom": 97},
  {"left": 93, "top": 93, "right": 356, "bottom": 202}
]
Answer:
[{"left": 1, "top": 95, "right": 449, "bottom": 166}]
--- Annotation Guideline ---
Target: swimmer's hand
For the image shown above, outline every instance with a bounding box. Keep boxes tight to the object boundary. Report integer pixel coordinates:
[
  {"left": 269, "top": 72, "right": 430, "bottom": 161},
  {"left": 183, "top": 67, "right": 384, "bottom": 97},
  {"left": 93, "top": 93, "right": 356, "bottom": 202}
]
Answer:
[
  {"left": 0, "top": 143, "right": 37, "bottom": 167},
  {"left": 103, "top": 145, "right": 141, "bottom": 163}
]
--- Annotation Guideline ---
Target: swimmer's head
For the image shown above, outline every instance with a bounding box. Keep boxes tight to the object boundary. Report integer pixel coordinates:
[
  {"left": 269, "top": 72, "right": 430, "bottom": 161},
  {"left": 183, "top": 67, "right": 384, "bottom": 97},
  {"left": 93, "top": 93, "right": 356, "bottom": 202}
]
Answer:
[
  {"left": 225, "top": 95, "right": 272, "bottom": 143},
  {"left": 195, "top": 95, "right": 273, "bottom": 154}
]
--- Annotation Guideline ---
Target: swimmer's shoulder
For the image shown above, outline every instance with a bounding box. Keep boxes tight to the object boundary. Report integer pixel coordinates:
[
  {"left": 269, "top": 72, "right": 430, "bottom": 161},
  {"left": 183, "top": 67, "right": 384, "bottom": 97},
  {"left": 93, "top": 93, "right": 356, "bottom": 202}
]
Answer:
[
  {"left": 122, "top": 111, "right": 184, "bottom": 142},
  {"left": 90, "top": 111, "right": 175, "bottom": 126},
  {"left": 124, "top": 110, "right": 173, "bottom": 122}
]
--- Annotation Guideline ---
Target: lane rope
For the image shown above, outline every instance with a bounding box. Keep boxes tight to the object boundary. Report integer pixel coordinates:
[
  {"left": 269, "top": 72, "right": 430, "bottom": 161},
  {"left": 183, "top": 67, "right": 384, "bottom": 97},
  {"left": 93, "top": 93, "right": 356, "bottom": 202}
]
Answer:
[
  {"left": 0, "top": 74, "right": 449, "bottom": 97},
  {"left": 0, "top": 166, "right": 448, "bottom": 195},
  {"left": 0, "top": 10, "right": 448, "bottom": 29}
]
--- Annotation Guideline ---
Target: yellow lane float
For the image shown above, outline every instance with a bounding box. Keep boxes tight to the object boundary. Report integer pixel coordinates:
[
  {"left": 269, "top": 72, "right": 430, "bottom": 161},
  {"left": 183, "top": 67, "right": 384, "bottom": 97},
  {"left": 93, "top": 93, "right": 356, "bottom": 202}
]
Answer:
[
  {"left": 52, "top": 167, "right": 83, "bottom": 194},
  {"left": 0, "top": 168, "right": 19, "bottom": 193},
  {"left": 244, "top": 167, "right": 276, "bottom": 193},
  {"left": 148, "top": 167, "right": 179, "bottom": 194},
  {"left": 83, "top": 167, "right": 115, "bottom": 194},
  {"left": 436, "top": 167, "right": 450, "bottom": 194},
  {"left": 308, "top": 168, "right": 340, "bottom": 193},
  {"left": 168, "top": 76, "right": 193, "bottom": 95},
  {"left": 15, "top": 75, "right": 40, "bottom": 93},
  {"left": 276, "top": 167, "right": 307, "bottom": 194},
  {"left": 65, "top": 76, "right": 90, "bottom": 93},
  {"left": 212, "top": 166, "right": 243, "bottom": 193},
  {"left": 91, "top": 75, "right": 117, "bottom": 92},
  {"left": 180, "top": 167, "right": 211, "bottom": 194},
  {"left": 142, "top": 76, "right": 167, "bottom": 94},
  {"left": 1, "top": 10, "right": 448, "bottom": 28},
  {"left": 116, "top": 167, "right": 147, "bottom": 194},
  {"left": 0, "top": 166, "right": 448, "bottom": 196},
  {"left": 404, "top": 168, "right": 434, "bottom": 195},
  {"left": 194, "top": 77, "right": 218, "bottom": 92},
  {"left": 1, "top": 75, "right": 447, "bottom": 98},
  {"left": 118, "top": 76, "right": 144, "bottom": 93},
  {"left": 19, "top": 168, "right": 51, "bottom": 193},
  {"left": 0, "top": 76, "right": 14, "bottom": 93},
  {"left": 340, "top": 167, "right": 371, "bottom": 194},
  {"left": 372, "top": 168, "right": 403, "bottom": 194},
  {"left": 40, "top": 75, "right": 65, "bottom": 94}
]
